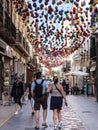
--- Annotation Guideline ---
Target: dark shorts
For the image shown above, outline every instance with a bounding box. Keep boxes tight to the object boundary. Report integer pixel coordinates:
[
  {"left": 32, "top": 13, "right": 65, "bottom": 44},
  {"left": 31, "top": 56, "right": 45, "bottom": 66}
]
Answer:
[
  {"left": 14, "top": 95, "right": 22, "bottom": 104},
  {"left": 50, "top": 96, "right": 63, "bottom": 110},
  {"left": 34, "top": 95, "right": 48, "bottom": 110}
]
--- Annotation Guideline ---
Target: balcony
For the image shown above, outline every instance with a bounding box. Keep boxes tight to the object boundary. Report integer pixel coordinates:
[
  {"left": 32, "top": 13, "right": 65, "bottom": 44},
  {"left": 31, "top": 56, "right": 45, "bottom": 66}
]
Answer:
[
  {"left": 16, "top": 29, "right": 22, "bottom": 43},
  {"left": 0, "top": 11, "right": 16, "bottom": 45},
  {"left": 15, "top": 35, "right": 29, "bottom": 57},
  {"left": 0, "top": 3, "right": 3, "bottom": 26},
  {"left": 5, "top": 12, "right": 10, "bottom": 32},
  {"left": 26, "top": 45, "right": 30, "bottom": 54},
  {"left": 11, "top": 21, "right": 16, "bottom": 39}
]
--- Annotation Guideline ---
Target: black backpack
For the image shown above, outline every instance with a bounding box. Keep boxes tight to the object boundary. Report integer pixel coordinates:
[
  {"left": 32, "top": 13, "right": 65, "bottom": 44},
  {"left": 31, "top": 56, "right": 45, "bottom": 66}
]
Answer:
[{"left": 34, "top": 80, "right": 44, "bottom": 98}]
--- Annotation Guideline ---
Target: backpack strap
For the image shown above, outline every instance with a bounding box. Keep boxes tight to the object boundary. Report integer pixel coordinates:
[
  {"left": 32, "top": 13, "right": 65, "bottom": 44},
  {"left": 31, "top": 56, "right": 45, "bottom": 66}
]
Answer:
[
  {"left": 54, "top": 84, "right": 63, "bottom": 98},
  {"left": 41, "top": 79, "right": 44, "bottom": 84}
]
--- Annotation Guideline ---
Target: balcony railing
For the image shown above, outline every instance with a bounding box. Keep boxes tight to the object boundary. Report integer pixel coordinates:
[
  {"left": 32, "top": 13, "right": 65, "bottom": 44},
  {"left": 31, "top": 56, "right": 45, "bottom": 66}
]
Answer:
[
  {"left": 5, "top": 12, "right": 10, "bottom": 32},
  {"left": 23, "top": 37, "right": 26, "bottom": 48},
  {"left": 16, "top": 29, "right": 22, "bottom": 43},
  {"left": 23, "top": 38, "right": 30, "bottom": 53},
  {"left": 15, "top": 34, "right": 29, "bottom": 56},
  {"left": 11, "top": 21, "right": 16, "bottom": 39},
  {"left": 0, "top": 3, "right": 3, "bottom": 25}
]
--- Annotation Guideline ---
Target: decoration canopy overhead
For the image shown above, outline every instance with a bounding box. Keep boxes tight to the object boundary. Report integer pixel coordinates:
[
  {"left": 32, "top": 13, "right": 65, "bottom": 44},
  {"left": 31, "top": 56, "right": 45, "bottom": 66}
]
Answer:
[{"left": 13, "top": 0, "right": 98, "bottom": 68}]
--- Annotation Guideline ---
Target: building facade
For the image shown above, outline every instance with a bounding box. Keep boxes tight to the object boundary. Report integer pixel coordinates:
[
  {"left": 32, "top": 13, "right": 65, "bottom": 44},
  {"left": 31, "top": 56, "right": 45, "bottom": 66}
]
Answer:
[{"left": 0, "top": 0, "right": 35, "bottom": 103}]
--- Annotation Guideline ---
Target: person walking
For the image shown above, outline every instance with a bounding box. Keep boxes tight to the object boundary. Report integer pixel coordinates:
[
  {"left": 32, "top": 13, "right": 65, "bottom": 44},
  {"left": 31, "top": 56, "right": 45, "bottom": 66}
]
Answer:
[
  {"left": 62, "top": 79, "right": 66, "bottom": 92},
  {"left": 26, "top": 77, "right": 35, "bottom": 115},
  {"left": 11, "top": 75, "right": 24, "bottom": 115},
  {"left": 31, "top": 71, "right": 49, "bottom": 129},
  {"left": 46, "top": 76, "right": 68, "bottom": 130},
  {"left": 66, "top": 79, "right": 70, "bottom": 95}
]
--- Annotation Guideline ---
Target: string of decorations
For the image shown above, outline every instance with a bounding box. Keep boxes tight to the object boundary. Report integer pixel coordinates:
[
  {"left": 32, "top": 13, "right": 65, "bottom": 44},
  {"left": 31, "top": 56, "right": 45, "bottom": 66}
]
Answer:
[{"left": 12, "top": 0, "right": 98, "bottom": 68}]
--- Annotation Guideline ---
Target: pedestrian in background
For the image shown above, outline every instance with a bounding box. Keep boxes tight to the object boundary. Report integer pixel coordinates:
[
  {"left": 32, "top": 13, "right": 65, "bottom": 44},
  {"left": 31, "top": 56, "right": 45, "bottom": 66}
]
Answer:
[
  {"left": 62, "top": 79, "right": 66, "bottom": 92},
  {"left": 11, "top": 75, "right": 24, "bottom": 115},
  {"left": 66, "top": 79, "right": 70, "bottom": 95},
  {"left": 31, "top": 71, "right": 49, "bottom": 129},
  {"left": 26, "top": 77, "right": 35, "bottom": 115},
  {"left": 46, "top": 76, "right": 68, "bottom": 130},
  {"left": 73, "top": 83, "right": 79, "bottom": 95}
]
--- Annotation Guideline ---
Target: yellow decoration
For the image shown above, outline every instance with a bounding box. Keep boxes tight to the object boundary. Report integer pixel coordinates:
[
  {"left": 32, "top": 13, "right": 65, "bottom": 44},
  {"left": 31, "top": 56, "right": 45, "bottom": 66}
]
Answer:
[
  {"left": 44, "top": 7, "right": 48, "bottom": 11},
  {"left": 66, "top": 0, "right": 70, "bottom": 3}
]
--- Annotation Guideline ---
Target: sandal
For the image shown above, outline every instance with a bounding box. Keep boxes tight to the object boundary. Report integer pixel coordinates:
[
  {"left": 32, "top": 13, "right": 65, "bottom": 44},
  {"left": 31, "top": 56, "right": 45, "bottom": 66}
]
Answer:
[
  {"left": 32, "top": 111, "right": 35, "bottom": 115},
  {"left": 35, "top": 126, "right": 40, "bottom": 129},
  {"left": 42, "top": 123, "right": 48, "bottom": 127}
]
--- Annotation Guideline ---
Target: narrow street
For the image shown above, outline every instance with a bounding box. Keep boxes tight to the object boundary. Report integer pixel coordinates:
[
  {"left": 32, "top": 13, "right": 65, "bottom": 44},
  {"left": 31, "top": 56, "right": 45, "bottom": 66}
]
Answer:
[
  {"left": 0, "top": 95, "right": 98, "bottom": 130},
  {"left": 0, "top": 0, "right": 98, "bottom": 129}
]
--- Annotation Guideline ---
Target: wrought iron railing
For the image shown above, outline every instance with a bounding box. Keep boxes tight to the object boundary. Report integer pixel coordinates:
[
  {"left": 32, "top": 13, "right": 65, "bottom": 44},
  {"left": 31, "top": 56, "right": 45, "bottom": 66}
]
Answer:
[
  {"left": 5, "top": 12, "right": 10, "bottom": 32},
  {"left": 11, "top": 21, "right": 16, "bottom": 39}
]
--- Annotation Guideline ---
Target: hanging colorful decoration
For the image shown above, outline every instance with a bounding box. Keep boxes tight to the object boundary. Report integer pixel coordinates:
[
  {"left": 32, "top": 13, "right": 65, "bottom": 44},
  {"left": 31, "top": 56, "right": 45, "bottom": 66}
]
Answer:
[{"left": 12, "top": 0, "right": 98, "bottom": 68}]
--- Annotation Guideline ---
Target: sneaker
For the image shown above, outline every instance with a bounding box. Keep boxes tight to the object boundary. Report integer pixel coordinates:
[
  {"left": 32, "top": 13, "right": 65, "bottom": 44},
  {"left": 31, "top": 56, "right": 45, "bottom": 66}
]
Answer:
[
  {"left": 14, "top": 111, "right": 19, "bottom": 115},
  {"left": 54, "top": 125, "right": 57, "bottom": 130},
  {"left": 58, "top": 122, "right": 62, "bottom": 129}
]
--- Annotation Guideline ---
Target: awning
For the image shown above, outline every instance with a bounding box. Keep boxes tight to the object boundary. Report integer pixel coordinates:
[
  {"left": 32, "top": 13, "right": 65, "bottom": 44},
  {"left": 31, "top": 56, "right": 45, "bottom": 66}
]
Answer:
[{"left": 65, "top": 70, "right": 89, "bottom": 76}]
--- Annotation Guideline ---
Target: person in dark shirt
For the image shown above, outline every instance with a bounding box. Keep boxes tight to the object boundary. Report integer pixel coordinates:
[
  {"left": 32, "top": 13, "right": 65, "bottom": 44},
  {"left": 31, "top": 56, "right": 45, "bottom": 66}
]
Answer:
[
  {"left": 66, "top": 79, "right": 70, "bottom": 95},
  {"left": 62, "top": 79, "right": 66, "bottom": 92},
  {"left": 11, "top": 75, "right": 24, "bottom": 115}
]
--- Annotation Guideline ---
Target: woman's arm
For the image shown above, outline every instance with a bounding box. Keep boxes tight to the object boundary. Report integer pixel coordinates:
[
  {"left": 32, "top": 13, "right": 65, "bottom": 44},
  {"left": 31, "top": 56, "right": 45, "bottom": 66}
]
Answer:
[{"left": 59, "top": 84, "right": 68, "bottom": 106}]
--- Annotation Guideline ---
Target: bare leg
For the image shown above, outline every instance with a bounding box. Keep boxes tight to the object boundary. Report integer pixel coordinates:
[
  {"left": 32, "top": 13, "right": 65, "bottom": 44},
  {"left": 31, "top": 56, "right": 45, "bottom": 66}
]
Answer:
[
  {"left": 43, "top": 109, "right": 47, "bottom": 124},
  {"left": 35, "top": 110, "right": 39, "bottom": 127},
  {"left": 15, "top": 103, "right": 18, "bottom": 112},
  {"left": 57, "top": 109, "right": 62, "bottom": 128},
  {"left": 57, "top": 110, "right": 61, "bottom": 122},
  {"left": 53, "top": 109, "right": 57, "bottom": 125}
]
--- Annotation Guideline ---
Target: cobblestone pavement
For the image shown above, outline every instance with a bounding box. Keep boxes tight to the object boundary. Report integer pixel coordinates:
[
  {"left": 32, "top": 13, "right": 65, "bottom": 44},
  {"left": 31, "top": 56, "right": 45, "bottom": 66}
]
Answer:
[
  {"left": 0, "top": 104, "right": 15, "bottom": 127},
  {"left": 61, "top": 105, "right": 86, "bottom": 130},
  {"left": 0, "top": 96, "right": 92, "bottom": 130}
]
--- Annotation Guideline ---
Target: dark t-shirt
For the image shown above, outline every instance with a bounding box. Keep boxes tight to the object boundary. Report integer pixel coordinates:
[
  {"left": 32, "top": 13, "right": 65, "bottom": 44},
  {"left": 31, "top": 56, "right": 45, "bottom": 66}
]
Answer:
[{"left": 11, "top": 81, "right": 24, "bottom": 97}]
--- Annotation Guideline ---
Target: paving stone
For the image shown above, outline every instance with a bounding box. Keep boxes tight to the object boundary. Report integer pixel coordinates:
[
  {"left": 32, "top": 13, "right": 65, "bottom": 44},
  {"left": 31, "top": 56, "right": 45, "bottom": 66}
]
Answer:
[{"left": 61, "top": 105, "right": 86, "bottom": 130}]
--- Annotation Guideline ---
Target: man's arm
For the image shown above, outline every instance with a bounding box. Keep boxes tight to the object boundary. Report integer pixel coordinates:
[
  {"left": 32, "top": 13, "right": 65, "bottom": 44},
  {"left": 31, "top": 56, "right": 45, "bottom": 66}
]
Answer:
[{"left": 31, "top": 82, "right": 35, "bottom": 98}]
